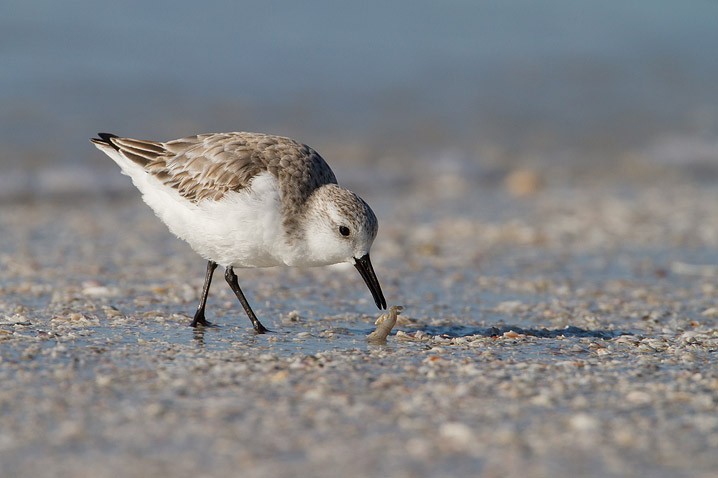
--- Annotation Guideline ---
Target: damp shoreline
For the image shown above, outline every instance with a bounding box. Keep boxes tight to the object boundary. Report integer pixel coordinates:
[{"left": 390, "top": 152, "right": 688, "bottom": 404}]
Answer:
[{"left": 2, "top": 178, "right": 718, "bottom": 477}]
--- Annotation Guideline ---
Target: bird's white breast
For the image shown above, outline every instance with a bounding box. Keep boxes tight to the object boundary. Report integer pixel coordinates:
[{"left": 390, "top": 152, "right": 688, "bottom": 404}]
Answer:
[{"left": 120, "top": 158, "right": 290, "bottom": 268}]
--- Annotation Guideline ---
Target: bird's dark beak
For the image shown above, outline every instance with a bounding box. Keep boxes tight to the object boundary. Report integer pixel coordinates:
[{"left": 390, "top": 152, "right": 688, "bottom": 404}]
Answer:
[{"left": 353, "top": 254, "right": 387, "bottom": 310}]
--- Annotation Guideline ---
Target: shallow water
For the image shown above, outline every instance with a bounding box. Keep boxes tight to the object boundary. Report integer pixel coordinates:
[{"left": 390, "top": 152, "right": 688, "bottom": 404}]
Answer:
[
  {"left": 2, "top": 193, "right": 716, "bottom": 359},
  {"left": 2, "top": 1, "right": 718, "bottom": 200}
]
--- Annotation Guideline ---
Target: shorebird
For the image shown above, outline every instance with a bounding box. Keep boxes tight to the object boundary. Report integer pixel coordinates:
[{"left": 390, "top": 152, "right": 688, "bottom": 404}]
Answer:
[{"left": 91, "top": 132, "right": 386, "bottom": 333}]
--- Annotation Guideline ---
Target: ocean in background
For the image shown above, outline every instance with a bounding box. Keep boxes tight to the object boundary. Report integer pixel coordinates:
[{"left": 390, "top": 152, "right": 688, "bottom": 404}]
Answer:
[{"left": 2, "top": 0, "right": 718, "bottom": 198}]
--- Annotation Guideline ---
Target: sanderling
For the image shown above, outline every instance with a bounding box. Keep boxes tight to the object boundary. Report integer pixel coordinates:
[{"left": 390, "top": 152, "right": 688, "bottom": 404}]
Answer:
[{"left": 91, "top": 131, "right": 386, "bottom": 333}]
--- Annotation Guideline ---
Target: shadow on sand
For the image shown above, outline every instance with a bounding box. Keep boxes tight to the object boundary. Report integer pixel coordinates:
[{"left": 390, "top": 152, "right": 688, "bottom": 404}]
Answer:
[{"left": 414, "top": 324, "right": 629, "bottom": 340}]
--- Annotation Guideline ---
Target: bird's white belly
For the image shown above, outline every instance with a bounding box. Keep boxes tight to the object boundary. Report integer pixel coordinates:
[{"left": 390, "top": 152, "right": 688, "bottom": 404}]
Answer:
[{"left": 128, "top": 167, "right": 288, "bottom": 268}]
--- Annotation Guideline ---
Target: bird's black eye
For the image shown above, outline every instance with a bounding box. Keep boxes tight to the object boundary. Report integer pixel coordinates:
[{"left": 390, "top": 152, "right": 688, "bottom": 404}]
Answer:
[{"left": 339, "top": 226, "right": 350, "bottom": 237}]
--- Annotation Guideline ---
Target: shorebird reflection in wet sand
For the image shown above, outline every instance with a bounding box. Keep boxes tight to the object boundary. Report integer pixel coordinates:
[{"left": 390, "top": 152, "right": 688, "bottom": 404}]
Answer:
[{"left": 91, "top": 132, "right": 386, "bottom": 333}]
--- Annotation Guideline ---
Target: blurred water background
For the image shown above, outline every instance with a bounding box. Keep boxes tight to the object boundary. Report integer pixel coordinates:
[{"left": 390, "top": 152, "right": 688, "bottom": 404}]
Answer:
[{"left": 2, "top": 0, "right": 718, "bottom": 199}]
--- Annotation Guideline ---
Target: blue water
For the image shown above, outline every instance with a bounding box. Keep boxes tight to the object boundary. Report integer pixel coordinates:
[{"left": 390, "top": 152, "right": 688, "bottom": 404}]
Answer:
[{"left": 2, "top": 0, "right": 718, "bottom": 190}]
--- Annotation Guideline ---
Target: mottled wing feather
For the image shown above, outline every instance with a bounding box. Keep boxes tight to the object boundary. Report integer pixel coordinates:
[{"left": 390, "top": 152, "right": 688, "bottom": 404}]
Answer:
[{"left": 111, "top": 132, "right": 338, "bottom": 204}]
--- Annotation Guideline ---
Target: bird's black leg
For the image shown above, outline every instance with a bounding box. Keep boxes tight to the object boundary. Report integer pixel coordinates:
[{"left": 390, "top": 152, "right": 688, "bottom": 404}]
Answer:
[
  {"left": 190, "top": 261, "right": 217, "bottom": 327},
  {"left": 224, "top": 266, "right": 270, "bottom": 334}
]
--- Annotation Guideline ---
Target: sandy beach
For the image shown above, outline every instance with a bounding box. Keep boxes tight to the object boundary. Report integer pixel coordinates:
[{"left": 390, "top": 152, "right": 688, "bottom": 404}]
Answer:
[{"left": 1, "top": 175, "right": 717, "bottom": 478}]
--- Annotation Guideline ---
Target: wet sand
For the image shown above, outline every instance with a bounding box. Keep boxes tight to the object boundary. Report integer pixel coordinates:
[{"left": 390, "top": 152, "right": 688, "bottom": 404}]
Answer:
[{"left": 1, "top": 176, "right": 717, "bottom": 477}]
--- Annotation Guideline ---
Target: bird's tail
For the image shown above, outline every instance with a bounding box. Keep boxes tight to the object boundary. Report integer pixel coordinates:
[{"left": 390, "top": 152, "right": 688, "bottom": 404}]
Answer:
[{"left": 90, "top": 132, "right": 120, "bottom": 151}]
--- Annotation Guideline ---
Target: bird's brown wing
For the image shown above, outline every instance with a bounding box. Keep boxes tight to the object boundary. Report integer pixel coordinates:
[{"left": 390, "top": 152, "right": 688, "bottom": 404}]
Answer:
[{"left": 103, "top": 132, "right": 337, "bottom": 203}]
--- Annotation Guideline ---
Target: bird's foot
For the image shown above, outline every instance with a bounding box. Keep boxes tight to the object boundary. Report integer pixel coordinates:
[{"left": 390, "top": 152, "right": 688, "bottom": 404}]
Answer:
[
  {"left": 253, "top": 321, "right": 272, "bottom": 334},
  {"left": 190, "top": 313, "right": 217, "bottom": 328}
]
